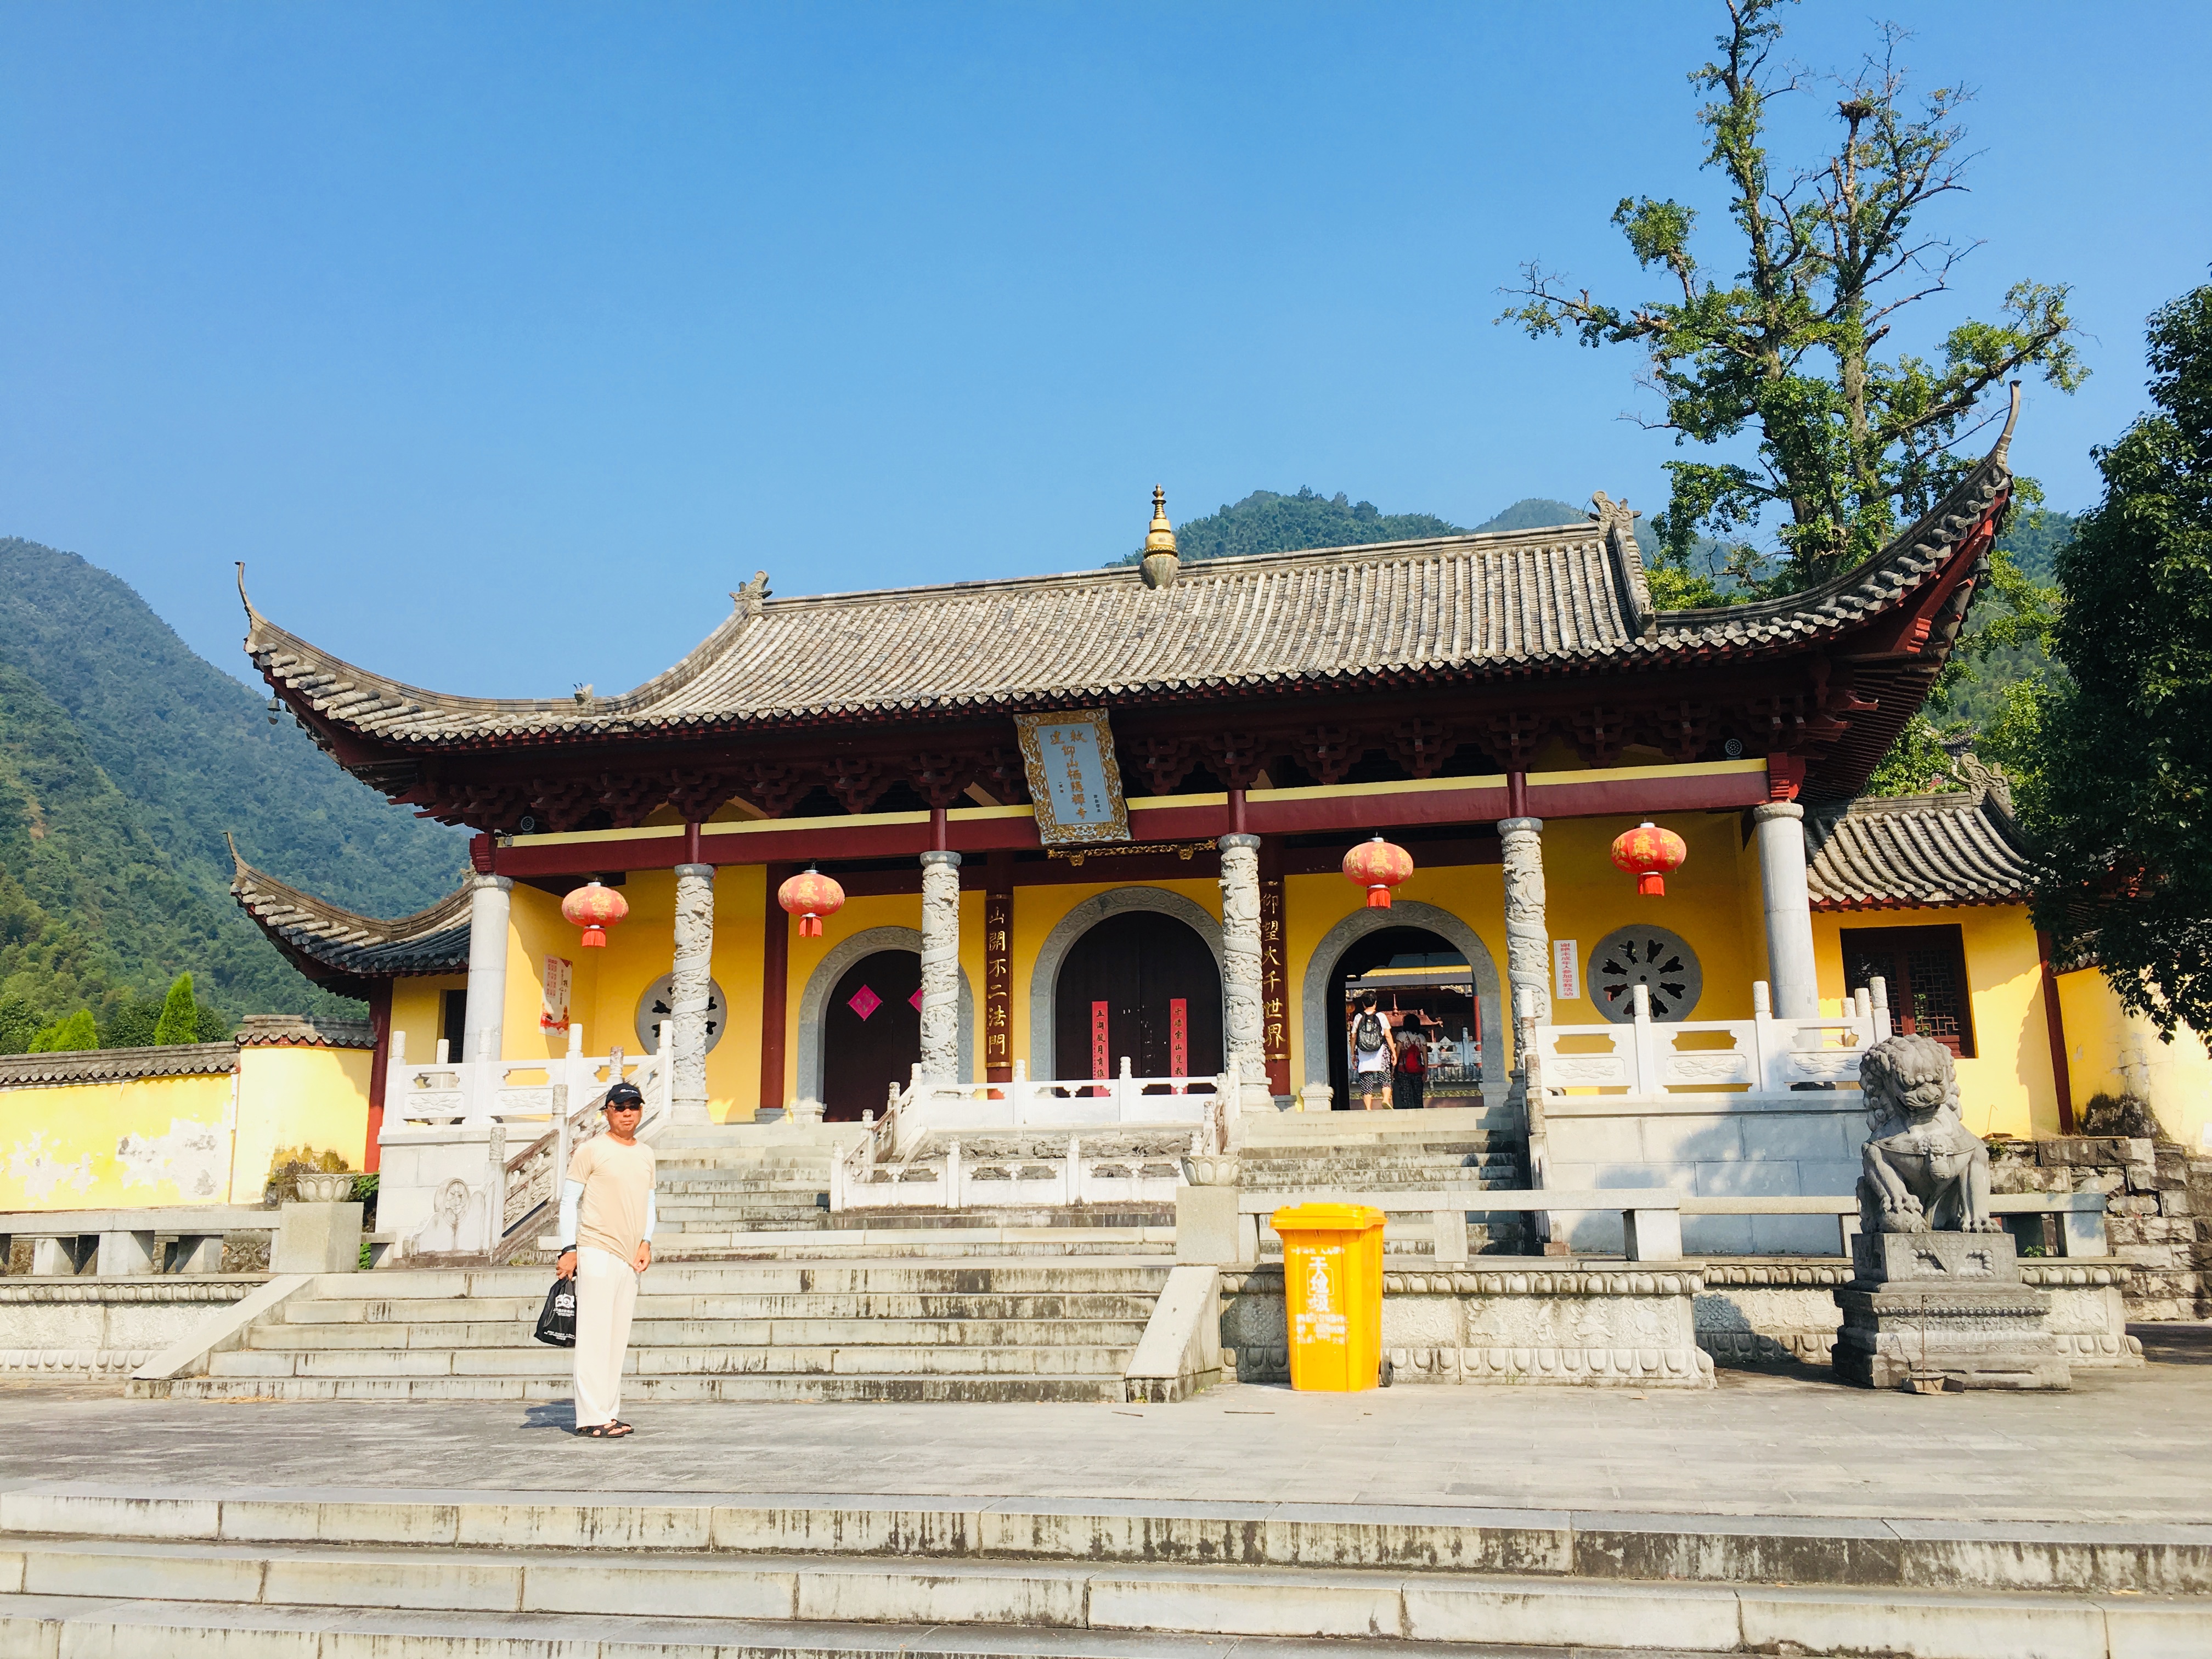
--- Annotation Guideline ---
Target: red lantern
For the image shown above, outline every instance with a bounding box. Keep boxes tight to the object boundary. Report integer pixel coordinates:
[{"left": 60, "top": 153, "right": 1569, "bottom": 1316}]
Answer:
[
  {"left": 1611, "top": 821, "right": 1688, "bottom": 897},
  {"left": 778, "top": 866, "right": 845, "bottom": 938},
  {"left": 560, "top": 878, "right": 629, "bottom": 948},
  {"left": 1342, "top": 835, "right": 1414, "bottom": 909}
]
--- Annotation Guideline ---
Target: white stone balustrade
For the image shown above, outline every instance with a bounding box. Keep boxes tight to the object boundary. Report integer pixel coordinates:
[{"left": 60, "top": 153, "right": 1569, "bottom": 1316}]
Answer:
[
  {"left": 1527, "top": 979, "right": 1892, "bottom": 1101},
  {"left": 382, "top": 1023, "right": 672, "bottom": 1134}
]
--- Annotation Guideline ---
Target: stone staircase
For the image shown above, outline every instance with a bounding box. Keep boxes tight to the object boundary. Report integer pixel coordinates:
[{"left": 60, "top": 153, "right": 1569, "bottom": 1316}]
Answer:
[
  {"left": 139, "top": 1259, "right": 1170, "bottom": 1403},
  {"left": 1238, "top": 1107, "right": 1532, "bottom": 1253},
  {"left": 6, "top": 1486, "right": 2203, "bottom": 1657}
]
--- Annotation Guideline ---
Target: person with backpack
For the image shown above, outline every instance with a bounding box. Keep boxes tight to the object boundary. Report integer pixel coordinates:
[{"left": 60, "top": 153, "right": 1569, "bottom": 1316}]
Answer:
[
  {"left": 1348, "top": 991, "right": 1395, "bottom": 1110},
  {"left": 555, "top": 1080, "right": 656, "bottom": 1438},
  {"left": 1392, "top": 1019, "right": 1429, "bottom": 1111}
]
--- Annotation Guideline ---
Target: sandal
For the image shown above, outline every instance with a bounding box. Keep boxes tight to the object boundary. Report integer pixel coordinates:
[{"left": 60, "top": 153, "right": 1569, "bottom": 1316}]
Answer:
[
  {"left": 606, "top": 1420, "right": 635, "bottom": 1437},
  {"left": 573, "top": 1423, "right": 617, "bottom": 1438}
]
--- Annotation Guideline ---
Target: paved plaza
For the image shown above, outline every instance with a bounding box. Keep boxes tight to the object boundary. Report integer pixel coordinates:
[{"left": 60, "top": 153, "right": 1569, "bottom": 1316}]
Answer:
[{"left": 14, "top": 1324, "right": 2210, "bottom": 1526}]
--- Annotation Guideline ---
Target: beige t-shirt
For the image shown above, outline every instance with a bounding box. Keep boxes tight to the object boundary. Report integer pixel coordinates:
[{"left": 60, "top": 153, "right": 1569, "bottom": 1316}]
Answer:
[{"left": 568, "top": 1135, "right": 656, "bottom": 1260}]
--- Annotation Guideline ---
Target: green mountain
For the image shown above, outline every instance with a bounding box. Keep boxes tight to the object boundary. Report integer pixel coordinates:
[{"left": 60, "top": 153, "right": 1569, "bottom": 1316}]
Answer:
[
  {"left": 0, "top": 536, "right": 467, "bottom": 1047},
  {"left": 1117, "top": 489, "right": 1592, "bottom": 567}
]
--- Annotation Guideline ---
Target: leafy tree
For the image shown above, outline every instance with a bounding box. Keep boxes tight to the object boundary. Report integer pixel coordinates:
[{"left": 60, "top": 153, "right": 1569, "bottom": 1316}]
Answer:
[
  {"left": 0, "top": 996, "right": 37, "bottom": 1054},
  {"left": 2029, "top": 278, "right": 2212, "bottom": 1040},
  {"left": 1501, "top": 0, "right": 2084, "bottom": 597},
  {"left": 153, "top": 972, "right": 200, "bottom": 1045},
  {"left": 29, "top": 1009, "right": 98, "bottom": 1053}
]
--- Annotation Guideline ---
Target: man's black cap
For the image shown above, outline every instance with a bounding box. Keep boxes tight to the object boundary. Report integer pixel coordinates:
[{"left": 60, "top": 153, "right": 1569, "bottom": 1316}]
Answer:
[{"left": 604, "top": 1082, "right": 646, "bottom": 1108}]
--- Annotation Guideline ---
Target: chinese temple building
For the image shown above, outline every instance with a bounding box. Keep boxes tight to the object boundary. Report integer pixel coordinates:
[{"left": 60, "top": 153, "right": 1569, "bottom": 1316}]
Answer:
[{"left": 228, "top": 411, "right": 2211, "bottom": 1171}]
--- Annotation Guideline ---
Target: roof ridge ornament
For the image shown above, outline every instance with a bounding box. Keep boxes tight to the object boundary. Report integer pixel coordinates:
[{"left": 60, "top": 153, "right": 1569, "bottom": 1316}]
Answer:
[
  {"left": 732, "top": 570, "right": 772, "bottom": 620},
  {"left": 1589, "top": 492, "right": 1657, "bottom": 639},
  {"left": 1139, "top": 486, "right": 1180, "bottom": 590}
]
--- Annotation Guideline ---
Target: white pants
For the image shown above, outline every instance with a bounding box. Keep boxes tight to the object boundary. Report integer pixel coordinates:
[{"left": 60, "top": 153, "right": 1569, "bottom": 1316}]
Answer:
[{"left": 573, "top": 1245, "right": 638, "bottom": 1427}]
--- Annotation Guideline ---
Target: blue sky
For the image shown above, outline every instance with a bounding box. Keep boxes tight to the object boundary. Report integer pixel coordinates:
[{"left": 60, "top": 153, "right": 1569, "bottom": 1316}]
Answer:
[{"left": 4, "top": 2, "right": 2207, "bottom": 697}]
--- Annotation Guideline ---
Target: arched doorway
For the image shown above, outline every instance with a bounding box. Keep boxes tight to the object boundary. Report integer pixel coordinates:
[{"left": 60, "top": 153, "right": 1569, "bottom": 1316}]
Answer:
[
  {"left": 1324, "top": 926, "right": 1483, "bottom": 1111},
  {"left": 1052, "top": 911, "right": 1223, "bottom": 1085},
  {"left": 821, "top": 949, "right": 921, "bottom": 1121}
]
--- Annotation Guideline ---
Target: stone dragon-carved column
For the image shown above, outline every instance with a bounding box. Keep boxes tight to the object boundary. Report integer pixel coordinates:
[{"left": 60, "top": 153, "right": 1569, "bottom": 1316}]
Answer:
[
  {"left": 1217, "top": 832, "right": 1271, "bottom": 1110},
  {"left": 918, "top": 850, "right": 963, "bottom": 1080},
  {"left": 1500, "top": 811, "right": 1550, "bottom": 1028},
  {"left": 669, "top": 862, "right": 715, "bottom": 1125}
]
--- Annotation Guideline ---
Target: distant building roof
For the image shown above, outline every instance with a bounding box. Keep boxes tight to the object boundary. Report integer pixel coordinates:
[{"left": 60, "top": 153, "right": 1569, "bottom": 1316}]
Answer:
[
  {"left": 234, "top": 1013, "right": 375, "bottom": 1048},
  {"left": 1806, "top": 770, "right": 2033, "bottom": 911},
  {"left": 229, "top": 836, "right": 470, "bottom": 998}
]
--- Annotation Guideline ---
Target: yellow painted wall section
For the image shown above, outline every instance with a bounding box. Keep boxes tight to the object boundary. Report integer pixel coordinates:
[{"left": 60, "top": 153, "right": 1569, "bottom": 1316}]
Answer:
[
  {"left": 2057, "top": 968, "right": 2212, "bottom": 1152},
  {"left": 1536, "top": 814, "right": 1764, "bottom": 1024},
  {"left": 388, "top": 977, "right": 461, "bottom": 1069},
  {"left": 0, "top": 1072, "right": 235, "bottom": 1211},
  {"left": 228, "top": 1046, "right": 374, "bottom": 1200},
  {"left": 1811, "top": 904, "right": 2058, "bottom": 1139}
]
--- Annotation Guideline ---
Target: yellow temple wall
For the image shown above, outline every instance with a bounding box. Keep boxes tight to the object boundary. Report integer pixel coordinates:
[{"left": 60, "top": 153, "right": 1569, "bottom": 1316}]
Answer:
[
  {"left": 388, "top": 977, "right": 456, "bottom": 1068},
  {"left": 2057, "top": 967, "right": 2212, "bottom": 1152},
  {"left": 0, "top": 1071, "right": 235, "bottom": 1212},
  {"left": 227, "top": 1045, "right": 374, "bottom": 1200},
  {"left": 1810, "top": 903, "right": 2058, "bottom": 1139}
]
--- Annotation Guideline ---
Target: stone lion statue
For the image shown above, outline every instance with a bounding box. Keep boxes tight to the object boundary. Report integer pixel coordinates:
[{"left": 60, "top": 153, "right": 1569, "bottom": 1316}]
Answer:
[{"left": 1856, "top": 1033, "right": 2000, "bottom": 1234}]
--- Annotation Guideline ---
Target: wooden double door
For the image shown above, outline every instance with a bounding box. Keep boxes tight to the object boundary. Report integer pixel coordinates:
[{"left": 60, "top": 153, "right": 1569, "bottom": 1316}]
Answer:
[{"left": 1052, "top": 911, "right": 1222, "bottom": 1084}]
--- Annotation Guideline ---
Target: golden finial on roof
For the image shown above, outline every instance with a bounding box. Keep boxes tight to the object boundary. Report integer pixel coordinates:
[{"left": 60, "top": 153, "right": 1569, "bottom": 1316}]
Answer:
[{"left": 1140, "top": 484, "right": 1180, "bottom": 589}]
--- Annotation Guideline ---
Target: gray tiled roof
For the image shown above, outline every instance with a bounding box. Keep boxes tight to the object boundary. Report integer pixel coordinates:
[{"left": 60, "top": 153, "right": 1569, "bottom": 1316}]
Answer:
[
  {"left": 230, "top": 840, "right": 471, "bottom": 982},
  {"left": 0, "top": 1044, "right": 236, "bottom": 1089},
  {"left": 1806, "top": 782, "right": 2032, "bottom": 911},
  {"left": 241, "top": 428, "right": 2011, "bottom": 746}
]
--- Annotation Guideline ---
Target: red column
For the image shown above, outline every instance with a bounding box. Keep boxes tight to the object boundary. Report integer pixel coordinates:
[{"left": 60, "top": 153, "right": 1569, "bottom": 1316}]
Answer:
[
  {"left": 363, "top": 981, "right": 391, "bottom": 1173},
  {"left": 985, "top": 850, "right": 1013, "bottom": 1084},
  {"left": 2037, "top": 929, "right": 2076, "bottom": 1135},
  {"left": 760, "top": 864, "right": 789, "bottom": 1118}
]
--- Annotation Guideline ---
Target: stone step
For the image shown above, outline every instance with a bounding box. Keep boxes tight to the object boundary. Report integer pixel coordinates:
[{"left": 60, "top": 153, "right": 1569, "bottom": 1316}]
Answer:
[
  {"left": 319, "top": 1262, "right": 1174, "bottom": 1296},
  {"left": 18, "top": 1487, "right": 2212, "bottom": 1597},
  {"left": 246, "top": 1316, "right": 1152, "bottom": 1350},
  {"left": 206, "top": 1343, "right": 1138, "bottom": 1379},
  {"left": 1, "top": 1531, "right": 2198, "bottom": 1655},
  {"left": 282, "top": 1290, "right": 1161, "bottom": 1323},
  {"left": 150, "top": 1372, "right": 1130, "bottom": 1402},
  {"left": 659, "top": 1233, "right": 1176, "bottom": 1259},
  {"left": 3, "top": 1595, "right": 1651, "bottom": 1659}
]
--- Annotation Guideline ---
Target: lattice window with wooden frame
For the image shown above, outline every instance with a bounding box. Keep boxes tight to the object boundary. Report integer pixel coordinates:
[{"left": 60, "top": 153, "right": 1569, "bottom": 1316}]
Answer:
[{"left": 1839, "top": 923, "right": 1977, "bottom": 1058}]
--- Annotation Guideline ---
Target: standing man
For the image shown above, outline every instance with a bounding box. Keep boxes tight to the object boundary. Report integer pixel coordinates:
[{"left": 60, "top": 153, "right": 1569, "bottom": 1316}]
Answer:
[
  {"left": 1348, "top": 990, "right": 1395, "bottom": 1111},
  {"left": 555, "top": 1080, "right": 656, "bottom": 1438}
]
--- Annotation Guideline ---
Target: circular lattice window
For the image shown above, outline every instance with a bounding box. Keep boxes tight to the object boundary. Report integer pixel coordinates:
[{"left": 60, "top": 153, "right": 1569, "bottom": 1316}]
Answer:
[
  {"left": 1587, "top": 926, "right": 1703, "bottom": 1023},
  {"left": 634, "top": 974, "right": 729, "bottom": 1053}
]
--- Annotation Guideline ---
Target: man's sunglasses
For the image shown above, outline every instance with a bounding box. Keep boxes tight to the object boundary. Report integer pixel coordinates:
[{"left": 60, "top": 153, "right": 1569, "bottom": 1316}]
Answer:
[{"left": 606, "top": 1101, "right": 644, "bottom": 1113}]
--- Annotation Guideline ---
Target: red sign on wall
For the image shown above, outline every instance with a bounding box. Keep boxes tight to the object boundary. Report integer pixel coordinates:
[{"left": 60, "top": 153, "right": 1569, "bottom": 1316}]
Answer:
[
  {"left": 1169, "top": 997, "right": 1189, "bottom": 1084},
  {"left": 1091, "top": 1000, "right": 1111, "bottom": 1094}
]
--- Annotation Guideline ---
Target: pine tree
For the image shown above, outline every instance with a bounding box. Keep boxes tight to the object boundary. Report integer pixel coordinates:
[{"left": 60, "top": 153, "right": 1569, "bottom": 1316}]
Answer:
[
  {"left": 153, "top": 971, "right": 200, "bottom": 1045},
  {"left": 29, "top": 1009, "right": 98, "bottom": 1053}
]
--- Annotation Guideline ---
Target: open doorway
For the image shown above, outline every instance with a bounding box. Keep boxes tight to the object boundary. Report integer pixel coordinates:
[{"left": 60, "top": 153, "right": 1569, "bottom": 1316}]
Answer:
[{"left": 1325, "top": 927, "right": 1481, "bottom": 1110}]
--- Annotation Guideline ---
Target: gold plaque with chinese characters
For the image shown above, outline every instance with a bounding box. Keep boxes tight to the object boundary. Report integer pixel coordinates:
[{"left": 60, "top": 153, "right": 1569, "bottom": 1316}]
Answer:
[{"left": 1013, "top": 709, "right": 1132, "bottom": 847}]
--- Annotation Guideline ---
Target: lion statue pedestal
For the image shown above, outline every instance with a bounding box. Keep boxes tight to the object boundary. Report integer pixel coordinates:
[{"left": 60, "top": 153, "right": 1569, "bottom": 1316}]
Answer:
[{"left": 1832, "top": 1034, "right": 2070, "bottom": 1392}]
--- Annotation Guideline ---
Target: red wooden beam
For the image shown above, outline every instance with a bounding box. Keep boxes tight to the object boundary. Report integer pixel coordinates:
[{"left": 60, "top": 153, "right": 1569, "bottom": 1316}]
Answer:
[{"left": 492, "top": 769, "right": 1768, "bottom": 876}]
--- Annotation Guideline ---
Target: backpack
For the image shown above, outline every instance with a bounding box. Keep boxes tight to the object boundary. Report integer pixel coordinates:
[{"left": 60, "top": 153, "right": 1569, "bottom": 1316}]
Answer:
[{"left": 1353, "top": 1012, "right": 1387, "bottom": 1054}]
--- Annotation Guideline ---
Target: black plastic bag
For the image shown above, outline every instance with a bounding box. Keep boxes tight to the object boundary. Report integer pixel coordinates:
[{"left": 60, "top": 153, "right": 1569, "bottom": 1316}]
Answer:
[{"left": 535, "top": 1274, "right": 577, "bottom": 1347}]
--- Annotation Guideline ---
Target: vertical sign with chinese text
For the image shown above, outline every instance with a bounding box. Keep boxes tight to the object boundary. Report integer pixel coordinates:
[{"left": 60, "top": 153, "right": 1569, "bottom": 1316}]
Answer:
[{"left": 540, "top": 956, "right": 573, "bottom": 1032}]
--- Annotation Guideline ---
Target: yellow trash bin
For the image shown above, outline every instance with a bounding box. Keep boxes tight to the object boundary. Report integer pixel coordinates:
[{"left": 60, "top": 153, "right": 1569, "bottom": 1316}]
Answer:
[{"left": 1273, "top": 1202, "right": 1386, "bottom": 1392}]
